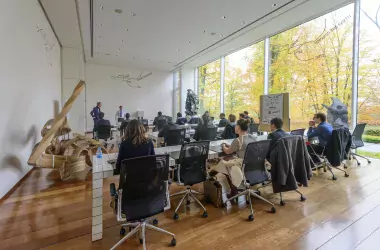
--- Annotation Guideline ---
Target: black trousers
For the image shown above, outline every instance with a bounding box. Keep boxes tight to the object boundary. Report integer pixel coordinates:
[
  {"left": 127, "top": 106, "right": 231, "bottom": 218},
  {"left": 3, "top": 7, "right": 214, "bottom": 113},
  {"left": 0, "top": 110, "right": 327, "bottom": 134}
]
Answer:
[{"left": 307, "top": 144, "right": 325, "bottom": 164}]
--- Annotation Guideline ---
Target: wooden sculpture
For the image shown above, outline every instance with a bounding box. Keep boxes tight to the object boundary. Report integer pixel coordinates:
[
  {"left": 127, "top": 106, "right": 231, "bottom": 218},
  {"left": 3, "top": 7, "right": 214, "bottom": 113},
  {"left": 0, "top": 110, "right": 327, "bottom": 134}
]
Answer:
[{"left": 28, "top": 80, "right": 107, "bottom": 181}]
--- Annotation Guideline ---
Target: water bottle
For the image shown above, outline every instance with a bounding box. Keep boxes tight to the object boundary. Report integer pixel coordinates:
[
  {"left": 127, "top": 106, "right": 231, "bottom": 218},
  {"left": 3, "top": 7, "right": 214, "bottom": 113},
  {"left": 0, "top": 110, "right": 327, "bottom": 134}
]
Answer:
[{"left": 96, "top": 147, "right": 103, "bottom": 167}]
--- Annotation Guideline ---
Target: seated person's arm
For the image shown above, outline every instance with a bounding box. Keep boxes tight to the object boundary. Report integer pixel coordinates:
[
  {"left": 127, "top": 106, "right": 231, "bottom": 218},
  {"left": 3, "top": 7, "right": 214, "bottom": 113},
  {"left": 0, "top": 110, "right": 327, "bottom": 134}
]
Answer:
[
  {"left": 222, "top": 138, "right": 240, "bottom": 155},
  {"left": 115, "top": 143, "right": 124, "bottom": 175},
  {"left": 149, "top": 140, "right": 155, "bottom": 155},
  {"left": 307, "top": 127, "right": 318, "bottom": 138}
]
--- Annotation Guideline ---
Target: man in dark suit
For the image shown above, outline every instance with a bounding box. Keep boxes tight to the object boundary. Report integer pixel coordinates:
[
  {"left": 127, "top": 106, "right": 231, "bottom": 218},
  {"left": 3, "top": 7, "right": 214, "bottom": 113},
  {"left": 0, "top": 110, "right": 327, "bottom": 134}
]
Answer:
[
  {"left": 90, "top": 102, "right": 102, "bottom": 139},
  {"left": 267, "top": 117, "right": 287, "bottom": 159},
  {"left": 119, "top": 113, "right": 132, "bottom": 135},
  {"left": 218, "top": 113, "right": 228, "bottom": 127},
  {"left": 158, "top": 117, "right": 179, "bottom": 144},
  {"left": 153, "top": 111, "right": 167, "bottom": 131}
]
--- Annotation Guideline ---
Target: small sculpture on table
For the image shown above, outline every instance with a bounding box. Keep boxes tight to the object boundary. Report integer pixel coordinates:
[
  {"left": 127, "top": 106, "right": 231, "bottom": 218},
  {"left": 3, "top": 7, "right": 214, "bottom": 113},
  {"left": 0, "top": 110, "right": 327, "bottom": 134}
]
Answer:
[
  {"left": 185, "top": 89, "right": 199, "bottom": 116},
  {"left": 323, "top": 97, "right": 349, "bottom": 129}
]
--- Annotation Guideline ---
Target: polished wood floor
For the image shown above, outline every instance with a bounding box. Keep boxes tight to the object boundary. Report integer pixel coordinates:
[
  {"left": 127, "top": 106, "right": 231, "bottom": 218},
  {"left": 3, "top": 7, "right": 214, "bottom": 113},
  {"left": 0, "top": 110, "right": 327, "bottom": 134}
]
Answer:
[{"left": 1, "top": 157, "right": 380, "bottom": 250}]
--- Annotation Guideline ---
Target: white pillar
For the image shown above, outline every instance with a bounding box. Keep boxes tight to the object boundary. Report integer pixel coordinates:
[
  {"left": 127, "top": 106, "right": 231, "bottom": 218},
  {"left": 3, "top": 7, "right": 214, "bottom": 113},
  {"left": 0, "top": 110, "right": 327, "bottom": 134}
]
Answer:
[
  {"left": 220, "top": 57, "right": 225, "bottom": 113},
  {"left": 264, "top": 37, "right": 270, "bottom": 95},
  {"left": 351, "top": 0, "right": 361, "bottom": 128}
]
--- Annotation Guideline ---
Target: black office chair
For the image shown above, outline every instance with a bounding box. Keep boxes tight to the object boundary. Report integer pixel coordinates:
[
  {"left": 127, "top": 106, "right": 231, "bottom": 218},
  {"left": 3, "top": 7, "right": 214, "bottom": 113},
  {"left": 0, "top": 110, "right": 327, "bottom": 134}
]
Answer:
[
  {"left": 96, "top": 125, "right": 114, "bottom": 148},
  {"left": 224, "top": 140, "right": 276, "bottom": 221},
  {"left": 290, "top": 129, "right": 305, "bottom": 136},
  {"left": 221, "top": 124, "right": 236, "bottom": 139},
  {"left": 166, "top": 128, "right": 186, "bottom": 146},
  {"left": 170, "top": 141, "right": 210, "bottom": 220},
  {"left": 308, "top": 128, "right": 350, "bottom": 180},
  {"left": 200, "top": 127, "right": 218, "bottom": 141},
  {"left": 351, "top": 123, "right": 371, "bottom": 165},
  {"left": 118, "top": 117, "right": 125, "bottom": 123},
  {"left": 249, "top": 123, "right": 260, "bottom": 134},
  {"left": 155, "top": 119, "right": 167, "bottom": 132},
  {"left": 109, "top": 155, "right": 176, "bottom": 250}
]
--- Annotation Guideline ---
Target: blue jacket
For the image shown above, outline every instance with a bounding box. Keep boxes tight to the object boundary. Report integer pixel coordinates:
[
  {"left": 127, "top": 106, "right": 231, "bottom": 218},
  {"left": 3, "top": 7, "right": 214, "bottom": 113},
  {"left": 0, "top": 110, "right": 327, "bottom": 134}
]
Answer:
[
  {"left": 176, "top": 117, "right": 187, "bottom": 125},
  {"left": 90, "top": 106, "right": 101, "bottom": 121},
  {"left": 307, "top": 122, "right": 333, "bottom": 146}
]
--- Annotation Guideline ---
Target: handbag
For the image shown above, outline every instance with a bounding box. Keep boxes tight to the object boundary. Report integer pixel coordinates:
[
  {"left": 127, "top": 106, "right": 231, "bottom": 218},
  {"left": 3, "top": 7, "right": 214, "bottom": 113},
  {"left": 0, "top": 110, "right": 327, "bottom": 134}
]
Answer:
[{"left": 203, "top": 178, "right": 223, "bottom": 208}]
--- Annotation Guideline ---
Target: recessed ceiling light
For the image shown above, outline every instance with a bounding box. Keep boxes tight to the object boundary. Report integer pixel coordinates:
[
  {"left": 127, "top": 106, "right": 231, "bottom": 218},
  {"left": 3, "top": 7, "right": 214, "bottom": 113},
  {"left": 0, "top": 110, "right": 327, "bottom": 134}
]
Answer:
[
  {"left": 220, "top": 34, "right": 224, "bottom": 38},
  {"left": 125, "top": 28, "right": 129, "bottom": 32},
  {"left": 105, "top": 53, "right": 110, "bottom": 56},
  {"left": 115, "top": 9, "right": 123, "bottom": 14},
  {"left": 177, "top": 49, "right": 180, "bottom": 52},
  {"left": 272, "top": 3, "right": 277, "bottom": 7},
  {"left": 121, "top": 40, "right": 124, "bottom": 43},
  {"left": 116, "top": 55, "right": 118, "bottom": 57},
  {"left": 132, "top": 57, "right": 135, "bottom": 59},
  {"left": 99, "top": 23, "right": 103, "bottom": 27},
  {"left": 188, "top": 41, "right": 191, "bottom": 44},
  {"left": 118, "top": 48, "right": 121, "bottom": 51},
  {"left": 168, "top": 62, "right": 171, "bottom": 64},
  {"left": 100, "top": 5, "right": 103, "bottom": 11},
  {"left": 98, "top": 36, "right": 102, "bottom": 39},
  {"left": 132, "top": 13, "right": 137, "bottom": 16},
  {"left": 203, "top": 30, "right": 206, "bottom": 34},
  {"left": 210, "top": 32, "right": 216, "bottom": 36},
  {"left": 148, "top": 58, "right": 150, "bottom": 60},
  {"left": 221, "top": 16, "right": 227, "bottom": 19}
]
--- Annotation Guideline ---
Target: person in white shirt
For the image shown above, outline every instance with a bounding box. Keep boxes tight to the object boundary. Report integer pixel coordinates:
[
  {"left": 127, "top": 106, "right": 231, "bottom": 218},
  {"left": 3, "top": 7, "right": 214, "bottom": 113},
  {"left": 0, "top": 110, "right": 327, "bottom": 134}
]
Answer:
[{"left": 115, "top": 105, "right": 125, "bottom": 123}]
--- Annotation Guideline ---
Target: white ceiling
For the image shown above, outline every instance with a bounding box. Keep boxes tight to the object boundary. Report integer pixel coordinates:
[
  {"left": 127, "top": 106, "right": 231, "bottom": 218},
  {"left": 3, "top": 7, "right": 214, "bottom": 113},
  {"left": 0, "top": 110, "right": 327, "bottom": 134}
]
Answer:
[{"left": 41, "top": 0, "right": 353, "bottom": 71}]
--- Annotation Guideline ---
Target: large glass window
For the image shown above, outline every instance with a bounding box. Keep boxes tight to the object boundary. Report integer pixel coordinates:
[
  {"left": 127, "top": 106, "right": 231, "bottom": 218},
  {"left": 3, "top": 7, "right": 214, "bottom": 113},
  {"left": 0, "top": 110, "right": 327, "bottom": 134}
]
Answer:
[
  {"left": 224, "top": 42, "right": 265, "bottom": 121},
  {"left": 198, "top": 59, "right": 221, "bottom": 117},
  {"left": 174, "top": 70, "right": 181, "bottom": 115},
  {"left": 269, "top": 4, "right": 354, "bottom": 129}
]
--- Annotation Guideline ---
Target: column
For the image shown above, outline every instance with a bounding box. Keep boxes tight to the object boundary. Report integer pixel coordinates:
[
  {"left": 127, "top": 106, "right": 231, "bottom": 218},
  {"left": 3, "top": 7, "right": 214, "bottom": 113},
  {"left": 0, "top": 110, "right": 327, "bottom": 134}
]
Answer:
[
  {"left": 351, "top": 0, "right": 361, "bottom": 128},
  {"left": 220, "top": 57, "right": 225, "bottom": 113},
  {"left": 264, "top": 37, "right": 270, "bottom": 95}
]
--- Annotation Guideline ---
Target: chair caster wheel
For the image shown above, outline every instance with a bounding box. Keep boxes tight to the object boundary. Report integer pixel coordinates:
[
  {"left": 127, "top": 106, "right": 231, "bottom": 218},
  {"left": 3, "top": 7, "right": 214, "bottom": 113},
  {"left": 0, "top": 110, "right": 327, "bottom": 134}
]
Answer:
[
  {"left": 256, "top": 190, "right": 261, "bottom": 196},
  {"left": 358, "top": 162, "right": 361, "bottom": 166},
  {"left": 324, "top": 170, "right": 327, "bottom": 172},
  {"left": 280, "top": 200, "right": 285, "bottom": 206},
  {"left": 186, "top": 200, "right": 191, "bottom": 205},
  {"left": 368, "top": 161, "right": 372, "bottom": 164},
  {"left": 300, "top": 196, "right": 306, "bottom": 202},
  {"left": 140, "top": 239, "right": 143, "bottom": 244},
  {"left": 171, "top": 238, "right": 177, "bottom": 246},
  {"left": 271, "top": 207, "right": 276, "bottom": 213},
  {"left": 248, "top": 214, "right": 254, "bottom": 221},
  {"left": 173, "top": 213, "right": 179, "bottom": 220},
  {"left": 246, "top": 200, "right": 250, "bottom": 205},
  {"left": 120, "top": 227, "right": 126, "bottom": 236},
  {"left": 332, "top": 176, "right": 337, "bottom": 181},
  {"left": 152, "top": 219, "right": 158, "bottom": 225},
  {"left": 344, "top": 165, "right": 348, "bottom": 169},
  {"left": 202, "top": 211, "right": 208, "bottom": 218},
  {"left": 345, "top": 173, "right": 349, "bottom": 177}
]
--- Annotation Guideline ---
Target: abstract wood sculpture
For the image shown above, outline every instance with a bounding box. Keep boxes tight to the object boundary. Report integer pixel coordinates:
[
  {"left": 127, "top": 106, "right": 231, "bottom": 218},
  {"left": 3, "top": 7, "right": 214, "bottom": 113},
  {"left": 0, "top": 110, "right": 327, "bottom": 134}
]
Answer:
[{"left": 28, "top": 80, "right": 106, "bottom": 180}]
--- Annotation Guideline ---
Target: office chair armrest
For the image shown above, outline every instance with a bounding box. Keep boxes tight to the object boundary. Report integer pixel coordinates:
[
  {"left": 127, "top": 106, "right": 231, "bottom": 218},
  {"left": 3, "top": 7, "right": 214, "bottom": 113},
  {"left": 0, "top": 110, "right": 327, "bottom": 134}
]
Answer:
[{"left": 116, "top": 189, "right": 125, "bottom": 221}]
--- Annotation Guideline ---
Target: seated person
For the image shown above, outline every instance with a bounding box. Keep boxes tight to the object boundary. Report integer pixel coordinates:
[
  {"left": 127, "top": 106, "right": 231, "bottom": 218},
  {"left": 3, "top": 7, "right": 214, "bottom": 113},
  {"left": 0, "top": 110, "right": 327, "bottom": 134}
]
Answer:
[
  {"left": 221, "top": 114, "right": 237, "bottom": 139},
  {"left": 244, "top": 111, "right": 255, "bottom": 124},
  {"left": 218, "top": 113, "right": 228, "bottom": 127},
  {"left": 189, "top": 113, "right": 200, "bottom": 125},
  {"left": 307, "top": 112, "right": 333, "bottom": 163},
  {"left": 95, "top": 112, "right": 111, "bottom": 132},
  {"left": 239, "top": 113, "right": 245, "bottom": 120},
  {"left": 267, "top": 117, "right": 287, "bottom": 159},
  {"left": 115, "top": 120, "right": 155, "bottom": 175},
  {"left": 119, "top": 113, "right": 132, "bottom": 135},
  {"left": 158, "top": 117, "right": 180, "bottom": 144},
  {"left": 153, "top": 111, "right": 167, "bottom": 131},
  {"left": 176, "top": 112, "right": 187, "bottom": 125},
  {"left": 193, "top": 113, "right": 216, "bottom": 141},
  {"left": 212, "top": 119, "right": 257, "bottom": 199}
]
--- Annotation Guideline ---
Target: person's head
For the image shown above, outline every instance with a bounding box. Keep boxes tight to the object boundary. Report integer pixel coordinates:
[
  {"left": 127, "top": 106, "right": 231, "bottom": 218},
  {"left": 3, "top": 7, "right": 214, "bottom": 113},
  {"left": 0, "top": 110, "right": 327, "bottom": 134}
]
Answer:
[
  {"left": 219, "top": 113, "right": 225, "bottom": 119},
  {"left": 228, "top": 114, "right": 236, "bottom": 123},
  {"left": 167, "top": 116, "right": 173, "bottom": 123},
  {"left": 177, "top": 112, "right": 182, "bottom": 118},
  {"left": 270, "top": 117, "right": 283, "bottom": 131},
  {"left": 99, "top": 112, "right": 105, "bottom": 119},
  {"left": 204, "top": 111, "right": 209, "bottom": 115},
  {"left": 235, "top": 119, "right": 250, "bottom": 135},
  {"left": 97, "top": 102, "right": 102, "bottom": 108},
  {"left": 125, "top": 113, "right": 130, "bottom": 119},
  {"left": 244, "top": 111, "right": 249, "bottom": 116},
  {"left": 201, "top": 113, "right": 210, "bottom": 126},
  {"left": 158, "top": 111, "right": 162, "bottom": 116},
  {"left": 119, "top": 105, "right": 122, "bottom": 110},
  {"left": 124, "top": 119, "right": 148, "bottom": 145},
  {"left": 313, "top": 112, "right": 327, "bottom": 124},
  {"left": 239, "top": 113, "right": 245, "bottom": 119}
]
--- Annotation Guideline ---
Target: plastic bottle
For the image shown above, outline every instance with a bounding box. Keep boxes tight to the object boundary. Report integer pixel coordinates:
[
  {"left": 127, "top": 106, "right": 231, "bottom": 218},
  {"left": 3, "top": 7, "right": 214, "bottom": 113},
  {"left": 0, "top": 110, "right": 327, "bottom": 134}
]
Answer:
[{"left": 96, "top": 147, "right": 103, "bottom": 168}]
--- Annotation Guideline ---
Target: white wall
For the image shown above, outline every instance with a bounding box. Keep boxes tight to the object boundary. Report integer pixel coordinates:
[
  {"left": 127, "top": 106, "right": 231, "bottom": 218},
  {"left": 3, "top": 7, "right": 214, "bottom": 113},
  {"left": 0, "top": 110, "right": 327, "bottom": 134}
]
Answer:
[
  {"left": 85, "top": 63, "right": 173, "bottom": 130},
  {"left": 0, "top": 0, "right": 61, "bottom": 198}
]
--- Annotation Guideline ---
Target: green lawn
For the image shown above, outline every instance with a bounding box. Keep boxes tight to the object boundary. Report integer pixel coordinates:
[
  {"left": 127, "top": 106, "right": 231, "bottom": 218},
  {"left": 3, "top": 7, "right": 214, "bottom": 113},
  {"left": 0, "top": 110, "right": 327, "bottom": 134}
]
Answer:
[{"left": 357, "top": 150, "right": 380, "bottom": 159}]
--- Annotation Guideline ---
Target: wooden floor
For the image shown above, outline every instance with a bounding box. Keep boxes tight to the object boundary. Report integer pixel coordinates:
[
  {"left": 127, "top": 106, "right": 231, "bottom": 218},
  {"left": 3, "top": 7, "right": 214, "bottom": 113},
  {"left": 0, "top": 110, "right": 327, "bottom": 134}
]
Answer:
[{"left": 1, "top": 157, "right": 380, "bottom": 250}]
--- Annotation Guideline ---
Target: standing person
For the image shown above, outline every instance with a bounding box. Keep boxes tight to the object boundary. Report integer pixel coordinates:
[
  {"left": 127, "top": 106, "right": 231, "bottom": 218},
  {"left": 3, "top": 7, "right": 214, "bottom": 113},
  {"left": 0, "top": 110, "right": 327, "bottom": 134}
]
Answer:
[
  {"left": 90, "top": 102, "right": 102, "bottom": 139},
  {"left": 218, "top": 113, "right": 228, "bottom": 127},
  {"left": 115, "top": 120, "right": 155, "bottom": 175},
  {"left": 307, "top": 112, "right": 333, "bottom": 163},
  {"left": 115, "top": 105, "right": 124, "bottom": 123},
  {"left": 153, "top": 111, "right": 166, "bottom": 131},
  {"left": 244, "top": 111, "right": 254, "bottom": 123},
  {"left": 119, "top": 113, "right": 132, "bottom": 135}
]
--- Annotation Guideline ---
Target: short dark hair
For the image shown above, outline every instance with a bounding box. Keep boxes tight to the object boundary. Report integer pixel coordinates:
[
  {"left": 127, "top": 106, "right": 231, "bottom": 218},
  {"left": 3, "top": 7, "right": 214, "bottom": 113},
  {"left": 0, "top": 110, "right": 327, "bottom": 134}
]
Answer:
[
  {"left": 99, "top": 112, "right": 105, "bottom": 119},
  {"left": 220, "top": 113, "right": 225, "bottom": 118},
  {"left": 228, "top": 114, "right": 236, "bottom": 123},
  {"left": 315, "top": 112, "right": 327, "bottom": 122},
  {"left": 236, "top": 119, "right": 250, "bottom": 131},
  {"left": 270, "top": 117, "right": 283, "bottom": 129},
  {"left": 239, "top": 113, "right": 245, "bottom": 119},
  {"left": 97, "top": 102, "right": 101, "bottom": 106},
  {"left": 158, "top": 111, "right": 162, "bottom": 116},
  {"left": 125, "top": 113, "right": 130, "bottom": 119},
  {"left": 244, "top": 111, "right": 248, "bottom": 115},
  {"left": 177, "top": 112, "right": 182, "bottom": 117}
]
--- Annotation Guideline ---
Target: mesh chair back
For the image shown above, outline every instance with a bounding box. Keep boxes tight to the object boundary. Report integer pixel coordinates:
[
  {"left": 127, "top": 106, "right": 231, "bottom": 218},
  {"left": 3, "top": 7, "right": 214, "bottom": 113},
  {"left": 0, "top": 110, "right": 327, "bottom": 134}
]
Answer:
[
  {"left": 242, "top": 140, "right": 271, "bottom": 186},
  {"left": 351, "top": 123, "right": 366, "bottom": 149},
  {"left": 157, "top": 119, "right": 167, "bottom": 131},
  {"left": 177, "top": 141, "right": 210, "bottom": 186},
  {"left": 97, "top": 125, "right": 111, "bottom": 139},
  {"left": 249, "top": 123, "right": 260, "bottom": 134},
  {"left": 120, "top": 155, "right": 169, "bottom": 221},
  {"left": 189, "top": 117, "right": 200, "bottom": 125},
  {"left": 118, "top": 117, "right": 125, "bottom": 123},
  {"left": 291, "top": 129, "right": 305, "bottom": 136},
  {"left": 200, "top": 127, "right": 217, "bottom": 141},
  {"left": 141, "top": 119, "right": 149, "bottom": 126},
  {"left": 166, "top": 128, "right": 186, "bottom": 146}
]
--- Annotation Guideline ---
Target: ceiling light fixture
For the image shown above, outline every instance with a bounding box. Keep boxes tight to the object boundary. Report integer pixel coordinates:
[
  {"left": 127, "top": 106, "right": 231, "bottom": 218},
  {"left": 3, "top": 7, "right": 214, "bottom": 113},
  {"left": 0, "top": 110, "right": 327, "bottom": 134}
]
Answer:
[
  {"left": 98, "top": 36, "right": 102, "bottom": 39},
  {"left": 220, "top": 34, "right": 224, "bottom": 38},
  {"left": 221, "top": 16, "right": 226, "bottom": 19},
  {"left": 105, "top": 53, "right": 110, "bottom": 56},
  {"left": 99, "top": 23, "right": 103, "bottom": 27},
  {"left": 125, "top": 28, "right": 129, "bottom": 31},
  {"left": 210, "top": 32, "right": 216, "bottom": 36},
  {"left": 118, "top": 48, "right": 121, "bottom": 51},
  {"left": 100, "top": 5, "right": 103, "bottom": 11},
  {"left": 114, "top": 9, "right": 123, "bottom": 14},
  {"left": 132, "top": 13, "right": 137, "bottom": 16},
  {"left": 121, "top": 40, "right": 124, "bottom": 43},
  {"left": 241, "top": 21, "right": 246, "bottom": 25},
  {"left": 188, "top": 41, "right": 191, "bottom": 44},
  {"left": 177, "top": 49, "right": 180, "bottom": 52},
  {"left": 272, "top": 3, "right": 277, "bottom": 7}
]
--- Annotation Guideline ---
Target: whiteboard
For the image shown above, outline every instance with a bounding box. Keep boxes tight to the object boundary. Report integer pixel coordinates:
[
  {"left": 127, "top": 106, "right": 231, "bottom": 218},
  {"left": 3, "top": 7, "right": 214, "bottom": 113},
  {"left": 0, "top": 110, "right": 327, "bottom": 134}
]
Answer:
[{"left": 261, "top": 94, "right": 284, "bottom": 125}]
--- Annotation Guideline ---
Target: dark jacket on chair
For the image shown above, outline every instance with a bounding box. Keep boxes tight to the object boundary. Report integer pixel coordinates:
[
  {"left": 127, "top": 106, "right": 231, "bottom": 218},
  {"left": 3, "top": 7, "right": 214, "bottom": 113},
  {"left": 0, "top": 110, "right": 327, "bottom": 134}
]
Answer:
[
  {"left": 95, "top": 118, "right": 111, "bottom": 131},
  {"left": 269, "top": 136, "right": 312, "bottom": 193},
  {"left": 325, "top": 128, "right": 352, "bottom": 167},
  {"left": 218, "top": 118, "right": 228, "bottom": 127},
  {"left": 158, "top": 122, "right": 180, "bottom": 142},
  {"left": 221, "top": 123, "right": 236, "bottom": 139}
]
